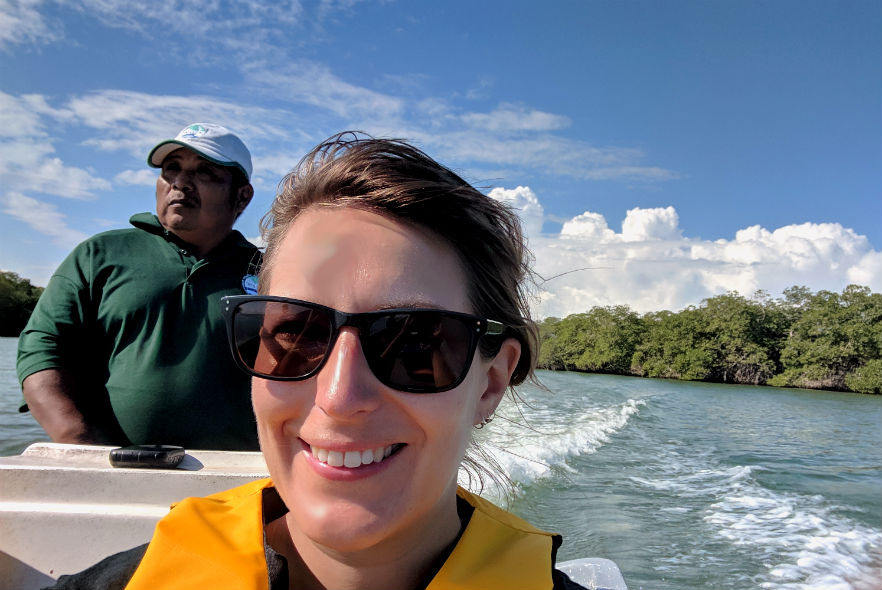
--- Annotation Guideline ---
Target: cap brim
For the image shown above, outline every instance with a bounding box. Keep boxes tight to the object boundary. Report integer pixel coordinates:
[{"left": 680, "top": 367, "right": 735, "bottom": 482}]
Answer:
[
  {"left": 147, "top": 140, "right": 250, "bottom": 180},
  {"left": 147, "top": 140, "right": 185, "bottom": 168}
]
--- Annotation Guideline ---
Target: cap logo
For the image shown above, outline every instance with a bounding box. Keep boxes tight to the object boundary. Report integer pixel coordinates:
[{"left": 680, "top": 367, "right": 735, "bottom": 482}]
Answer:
[{"left": 180, "top": 124, "right": 207, "bottom": 138}]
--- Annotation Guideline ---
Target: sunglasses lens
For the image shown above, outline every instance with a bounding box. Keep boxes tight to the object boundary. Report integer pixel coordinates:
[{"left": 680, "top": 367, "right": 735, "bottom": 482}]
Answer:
[
  {"left": 229, "top": 299, "right": 481, "bottom": 392},
  {"left": 363, "top": 312, "right": 474, "bottom": 392},
  {"left": 232, "top": 300, "right": 333, "bottom": 379}
]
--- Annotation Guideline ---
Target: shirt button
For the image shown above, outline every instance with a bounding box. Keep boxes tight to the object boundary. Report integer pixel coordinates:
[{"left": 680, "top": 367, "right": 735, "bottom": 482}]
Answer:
[{"left": 181, "top": 249, "right": 189, "bottom": 256}]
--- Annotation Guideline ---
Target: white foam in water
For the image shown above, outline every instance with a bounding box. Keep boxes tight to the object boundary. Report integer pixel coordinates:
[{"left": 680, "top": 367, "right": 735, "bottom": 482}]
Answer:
[
  {"left": 459, "top": 394, "right": 645, "bottom": 499},
  {"left": 707, "top": 491, "right": 882, "bottom": 590},
  {"left": 629, "top": 444, "right": 882, "bottom": 590}
]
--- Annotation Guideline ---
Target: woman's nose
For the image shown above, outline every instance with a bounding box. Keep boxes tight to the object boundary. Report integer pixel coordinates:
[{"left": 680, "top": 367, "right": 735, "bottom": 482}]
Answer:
[{"left": 313, "top": 329, "right": 382, "bottom": 419}]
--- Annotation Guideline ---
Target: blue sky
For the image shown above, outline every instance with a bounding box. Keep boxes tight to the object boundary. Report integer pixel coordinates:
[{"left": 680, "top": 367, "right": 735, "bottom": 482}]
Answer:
[{"left": 1, "top": 0, "right": 879, "bottom": 318}]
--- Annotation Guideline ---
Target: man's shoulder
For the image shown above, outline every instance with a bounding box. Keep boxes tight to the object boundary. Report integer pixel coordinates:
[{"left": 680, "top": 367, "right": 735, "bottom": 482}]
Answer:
[
  {"left": 212, "top": 230, "right": 262, "bottom": 266},
  {"left": 85, "top": 227, "right": 142, "bottom": 243},
  {"left": 79, "top": 213, "right": 162, "bottom": 247},
  {"left": 226, "top": 229, "right": 261, "bottom": 252},
  {"left": 77, "top": 215, "right": 163, "bottom": 248}
]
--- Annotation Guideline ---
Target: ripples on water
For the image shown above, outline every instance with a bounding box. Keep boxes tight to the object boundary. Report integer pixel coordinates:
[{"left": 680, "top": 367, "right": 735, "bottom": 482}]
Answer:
[
  {"left": 472, "top": 371, "right": 882, "bottom": 590},
  {"left": 2, "top": 337, "right": 880, "bottom": 589},
  {"left": 0, "top": 337, "right": 48, "bottom": 455}
]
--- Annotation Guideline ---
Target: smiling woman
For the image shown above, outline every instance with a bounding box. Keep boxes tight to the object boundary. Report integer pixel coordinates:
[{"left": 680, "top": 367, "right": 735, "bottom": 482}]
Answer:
[{"left": 45, "top": 133, "right": 590, "bottom": 590}]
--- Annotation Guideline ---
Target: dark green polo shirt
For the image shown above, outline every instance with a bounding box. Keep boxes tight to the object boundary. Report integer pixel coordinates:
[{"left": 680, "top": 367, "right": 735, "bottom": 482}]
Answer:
[{"left": 17, "top": 213, "right": 261, "bottom": 450}]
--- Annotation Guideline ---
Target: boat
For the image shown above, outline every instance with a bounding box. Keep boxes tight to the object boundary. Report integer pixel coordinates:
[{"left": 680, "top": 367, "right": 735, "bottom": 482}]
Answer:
[{"left": 0, "top": 442, "right": 628, "bottom": 589}]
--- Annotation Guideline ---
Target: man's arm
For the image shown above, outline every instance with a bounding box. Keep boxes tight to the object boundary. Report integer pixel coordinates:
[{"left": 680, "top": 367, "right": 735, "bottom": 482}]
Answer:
[{"left": 22, "top": 368, "right": 120, "bottom": 444}]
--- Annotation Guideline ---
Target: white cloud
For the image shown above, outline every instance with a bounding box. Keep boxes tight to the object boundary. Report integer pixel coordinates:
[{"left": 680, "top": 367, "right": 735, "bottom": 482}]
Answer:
[
  {"left": 242, "top": 60, "right": 405, "bottom": 120},
  {"left": 0, "top": 0, "right": 56, "bottom": 49},
  {"left": 499, "top": 187, "right": 881, "bottom": 319},
  {"left": 114, "top": 169, "right": 156, "bottom": 186},
  {"left": 847, "top": 250, "right": 882, "bottom": 287},
  {"left": 560, "top": 212, "right": 617, "bottom": 242},
  {"left": 461, "top": 103, "right": 571, "bottom": 132},
  {"left": 488, "top": 186, "right": 544, "bottom": 238},
  {"left": 58, "top": 90, "right": 296, "bottom": 185},
  {"left": 465, "top": 76, "right": 494, "bottom": 101},
  {"left": 318, "top": 0, "right": 364, "bottom": 20},
  {"left": 23, "top": 155, "right": 110, "bottom": 199},
  {"left": 0, "top": 92, "right": 110, "bottom": 199},
  {"left": 246, "top": 234, "right": 266, "bottom": 250},
  {"left": 580, "top": 166, "right": 680, "bottom": 181},
  {"left": 0, "top": 0, "right": 308, "bottom": 75},
  {"left": 425, "top": 131, "right": 679, "bottom": 183},
  {"left": 621, "top": 206, "right": 682, "bottom": 242},
  {"left": 0, "top": 91, "right": 65, "bottom": 137},
  {"left": 2, "top": 192, "right": 88, "bottom": 247},
  {"left": 65, "top": 91, "right": 254, "bottom": 155},
  {"left": 73, "top": 0, "right": 303, "bottom": 60}
]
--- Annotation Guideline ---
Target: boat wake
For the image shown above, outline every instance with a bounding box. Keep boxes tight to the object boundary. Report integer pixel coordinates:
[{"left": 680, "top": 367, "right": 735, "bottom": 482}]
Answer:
[
  {"left": 460, "top": 390, "right": 645, "bottom": 499},
  {"left": 629, "top": 447, "right": 882, "bottom": 590}
]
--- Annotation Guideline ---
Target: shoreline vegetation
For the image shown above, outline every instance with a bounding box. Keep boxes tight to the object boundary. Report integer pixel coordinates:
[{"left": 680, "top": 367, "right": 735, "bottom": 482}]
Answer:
[
  {"left": 3, "top": 271, "right": 880, "bottom": 394},
  {"left": 0, "top": 271, "right": 43, "bottom": 338},
  {"left": 537, "top": 285, "right": 881, "bottom": 395}
]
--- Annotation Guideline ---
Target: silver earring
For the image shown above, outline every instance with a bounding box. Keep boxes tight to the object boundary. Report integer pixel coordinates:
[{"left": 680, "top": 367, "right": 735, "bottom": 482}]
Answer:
[{"left": 475, "top": 413, "right": 494, "bottom": 429}]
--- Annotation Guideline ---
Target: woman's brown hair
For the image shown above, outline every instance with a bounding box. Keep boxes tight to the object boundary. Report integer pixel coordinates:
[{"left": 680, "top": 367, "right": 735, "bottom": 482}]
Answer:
[{"left": 260, "top": 132, "right": 538, "bottom": 387}]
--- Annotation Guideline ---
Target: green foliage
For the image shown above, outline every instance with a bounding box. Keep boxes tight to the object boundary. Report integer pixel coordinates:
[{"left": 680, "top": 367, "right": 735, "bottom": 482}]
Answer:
[
  {"left": 632, "top": 308, "right": 715, "bottom": 380},
  {"left": 699, "top": 292, "right": 783, "bottom": 385},
  {"left": 575, "top": 306, "right": 645, "bottom": 373},
  {"left": 845, "top": 359, "right": 882, "bottom": 394},
  {"left": 538, "top": 284, "right": 881, "bottom": 394},
  {"left": 770, "top": 285, "right": 882, "bottom": 390},
  {"left": 0, "top": 271, "right": 44, "bottom": 337},
  {"left": 538, "top": 306, "right": 645, "bottom": 374}
]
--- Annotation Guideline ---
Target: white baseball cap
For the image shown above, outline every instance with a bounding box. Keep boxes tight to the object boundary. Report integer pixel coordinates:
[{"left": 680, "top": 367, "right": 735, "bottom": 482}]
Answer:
[{"left": 148, "top": 123, "right": 253, "bottom": 181}]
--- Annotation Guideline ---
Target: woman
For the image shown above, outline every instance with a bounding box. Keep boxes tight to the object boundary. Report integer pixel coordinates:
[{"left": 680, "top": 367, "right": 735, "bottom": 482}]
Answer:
[{"left": 50, "top": 133, "right": 585, "bottom": 590}]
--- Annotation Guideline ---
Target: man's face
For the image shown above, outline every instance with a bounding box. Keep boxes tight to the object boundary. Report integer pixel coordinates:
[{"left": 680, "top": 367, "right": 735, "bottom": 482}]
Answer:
[{"left": 155, "top": 147, "right": 249, "bottom": 249}]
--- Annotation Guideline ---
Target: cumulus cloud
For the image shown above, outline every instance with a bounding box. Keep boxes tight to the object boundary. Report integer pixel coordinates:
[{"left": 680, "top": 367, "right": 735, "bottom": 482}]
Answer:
[
  {"left": 560, "top": 212, "right": 617, "bottom": 242},
  {"left": 487, "top": 186, "right": 544, "bottom": 238},
  {"left": 847, "top": 251, "right": 882, "bottom": 287},
  {"left": 621, "top": 206, "right": 682, "bottom": 242},
  {"left": 489, "top": 188, "right": 881, "bottom": 319}
]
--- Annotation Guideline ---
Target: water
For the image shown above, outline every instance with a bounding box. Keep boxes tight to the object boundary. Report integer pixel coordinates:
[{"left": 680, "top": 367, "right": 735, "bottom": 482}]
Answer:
[
  {"left": 2, "top": 337, "right": 880, "bottom": 589},
  {"left": 0, "top": 337, "right": 47, "bottom": 456},
  {"left": 481, "top": 373, "right": 882, "bottom": 590}
]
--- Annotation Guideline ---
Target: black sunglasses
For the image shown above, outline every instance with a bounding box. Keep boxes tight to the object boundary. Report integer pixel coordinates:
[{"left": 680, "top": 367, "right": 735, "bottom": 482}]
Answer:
[{"left": 221, "top": 295, "right": 505, "bottom": 393}]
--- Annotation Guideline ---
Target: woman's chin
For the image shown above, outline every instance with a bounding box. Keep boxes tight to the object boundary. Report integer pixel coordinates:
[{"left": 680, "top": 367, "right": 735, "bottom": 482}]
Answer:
[{"left": 291, "top": 503, "right": 399, "bottom": 554}]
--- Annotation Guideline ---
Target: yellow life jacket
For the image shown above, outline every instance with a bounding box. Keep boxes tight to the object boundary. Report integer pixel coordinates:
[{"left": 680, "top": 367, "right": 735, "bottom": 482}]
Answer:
[{"left": 125, "top": 478, "right": 559, "bottom": 590}]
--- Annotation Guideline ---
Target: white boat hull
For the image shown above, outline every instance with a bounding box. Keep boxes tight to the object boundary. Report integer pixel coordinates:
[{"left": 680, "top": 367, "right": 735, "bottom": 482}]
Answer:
[{"left": 0, "top": 443, "right": 626, "bottom": 589}]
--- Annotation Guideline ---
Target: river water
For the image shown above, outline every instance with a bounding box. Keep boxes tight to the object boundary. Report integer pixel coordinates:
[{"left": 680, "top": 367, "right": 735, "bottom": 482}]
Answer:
[{"left": 2, "top": 336, "right": 880, "bottom": 589}]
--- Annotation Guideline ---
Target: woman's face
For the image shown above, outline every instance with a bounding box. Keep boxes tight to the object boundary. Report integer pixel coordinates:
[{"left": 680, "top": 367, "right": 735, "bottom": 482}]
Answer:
[{"left": 253, "top": 207, "right": 509, "bottom": 556}]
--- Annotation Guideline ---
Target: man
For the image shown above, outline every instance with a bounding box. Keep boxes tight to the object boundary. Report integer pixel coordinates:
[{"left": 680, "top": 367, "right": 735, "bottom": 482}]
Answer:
[{"left": 16, "top": 123, "right": 261, "bottom": 450}]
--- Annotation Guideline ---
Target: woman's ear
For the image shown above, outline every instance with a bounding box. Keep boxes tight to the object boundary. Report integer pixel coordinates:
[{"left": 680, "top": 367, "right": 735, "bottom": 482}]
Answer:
[{"left": 474, "top": 338, "right": 522, "bottom": 425}]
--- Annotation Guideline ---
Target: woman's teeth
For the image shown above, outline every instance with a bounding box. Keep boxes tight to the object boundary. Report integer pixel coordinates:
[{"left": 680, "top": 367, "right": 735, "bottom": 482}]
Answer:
[{"left": 310, "top": 444, "right": 396, "bottom": 468}]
